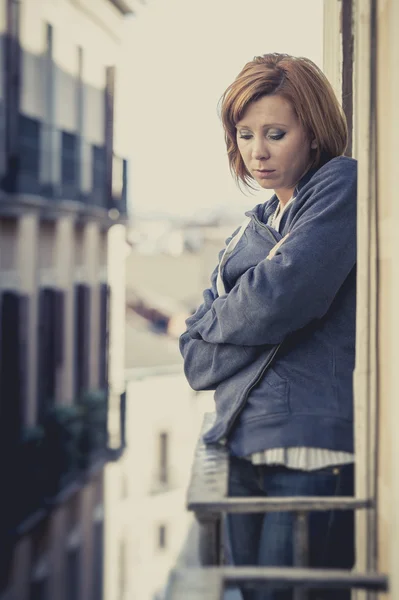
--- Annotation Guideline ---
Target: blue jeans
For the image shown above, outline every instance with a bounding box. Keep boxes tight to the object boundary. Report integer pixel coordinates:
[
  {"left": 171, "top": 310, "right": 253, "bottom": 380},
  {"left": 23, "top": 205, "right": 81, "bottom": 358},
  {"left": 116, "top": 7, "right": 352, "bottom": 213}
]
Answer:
[{"left": 226, "top": 456, "right": 355, "bottom": 600}]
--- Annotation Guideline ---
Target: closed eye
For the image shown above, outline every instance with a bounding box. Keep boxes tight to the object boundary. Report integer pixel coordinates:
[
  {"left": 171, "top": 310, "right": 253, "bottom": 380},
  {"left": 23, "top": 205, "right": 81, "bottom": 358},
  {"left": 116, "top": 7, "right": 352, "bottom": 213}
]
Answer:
[{"left": 268, "top": 132, "right": 285, "bottom": 141}]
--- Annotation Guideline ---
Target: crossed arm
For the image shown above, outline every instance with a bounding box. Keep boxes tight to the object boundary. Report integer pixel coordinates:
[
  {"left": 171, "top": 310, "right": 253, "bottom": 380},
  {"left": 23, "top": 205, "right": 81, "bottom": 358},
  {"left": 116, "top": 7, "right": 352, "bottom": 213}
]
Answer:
[{"left": 179, "top": 233, "right": 265, "bottom": 391}]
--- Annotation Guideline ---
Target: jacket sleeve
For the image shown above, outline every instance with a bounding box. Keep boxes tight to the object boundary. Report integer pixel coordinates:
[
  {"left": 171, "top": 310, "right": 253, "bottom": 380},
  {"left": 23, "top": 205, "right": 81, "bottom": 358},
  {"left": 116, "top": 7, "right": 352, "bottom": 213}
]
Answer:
[
  {"left": 187, "top": 159, "right": 357, "bottom": 347},
  {"left": 179, "top": 228, "right": 264, "bottom": 390}
]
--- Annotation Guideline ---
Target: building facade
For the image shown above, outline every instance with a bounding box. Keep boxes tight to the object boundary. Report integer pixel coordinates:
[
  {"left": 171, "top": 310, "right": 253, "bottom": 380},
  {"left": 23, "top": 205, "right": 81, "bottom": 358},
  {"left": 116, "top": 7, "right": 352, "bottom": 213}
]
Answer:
[
  {"left": 105, "top": 367, "right": 214, "bottom": 600},
  {"left": 0, "top": 0, "right": 135, "bottom": 598}
]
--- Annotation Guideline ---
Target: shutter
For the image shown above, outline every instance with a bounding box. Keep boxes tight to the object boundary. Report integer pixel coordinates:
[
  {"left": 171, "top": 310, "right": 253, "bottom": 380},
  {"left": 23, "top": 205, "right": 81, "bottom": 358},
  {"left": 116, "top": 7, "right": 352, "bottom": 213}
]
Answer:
[
  {"left": 37, "top": 288, "right": 59, "bottom": 421},
  {"left": 0, "top": 291, "right": 26, "bottom": 592},
  {"left": 98, "top": 283, "right": 109, "bottom": 390},
  {"left": 0, "top": 291, "right": 24, "bottom": 444},
  {"left": 92, "top": 521, "right": 104, "bottom": 600},
  {"left": 37, "top": 289, "right": 48, "bottom": 420},
  {"left": 54, "top": 290, "right": 65, "bottom": 367},
  {"left": 18, "top": 294, "right": 29, "bottom": 422},
  {"left": 74, "top": 284, "right": 90, "bottom": 398}
]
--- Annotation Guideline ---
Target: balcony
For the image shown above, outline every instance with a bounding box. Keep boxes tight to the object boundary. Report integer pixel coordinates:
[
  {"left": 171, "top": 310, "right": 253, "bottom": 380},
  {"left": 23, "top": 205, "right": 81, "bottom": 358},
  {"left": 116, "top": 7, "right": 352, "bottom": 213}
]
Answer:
[
  {"left": 0, "top": 114, "right": 128, "bottom": 218},
  {"left": 165, "top": 413, "right": 389, "bottom": 599},
  {"left": 11, "top": 390, "right": 126, "bottom": 536}
]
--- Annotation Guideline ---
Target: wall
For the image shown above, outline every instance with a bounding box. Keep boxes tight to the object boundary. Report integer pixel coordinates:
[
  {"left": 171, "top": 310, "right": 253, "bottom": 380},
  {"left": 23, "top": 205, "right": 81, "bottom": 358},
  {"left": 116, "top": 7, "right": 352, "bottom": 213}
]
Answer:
[{"left": 104, "top": 371, "right": 214, "bottom": 600}]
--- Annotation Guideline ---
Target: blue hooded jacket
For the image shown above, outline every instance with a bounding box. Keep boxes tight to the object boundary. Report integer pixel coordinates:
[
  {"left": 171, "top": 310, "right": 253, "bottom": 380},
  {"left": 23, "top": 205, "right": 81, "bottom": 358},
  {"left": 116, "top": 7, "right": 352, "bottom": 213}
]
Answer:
[{"left": 179, "top": 156, "right": 357, "bottom": 457}]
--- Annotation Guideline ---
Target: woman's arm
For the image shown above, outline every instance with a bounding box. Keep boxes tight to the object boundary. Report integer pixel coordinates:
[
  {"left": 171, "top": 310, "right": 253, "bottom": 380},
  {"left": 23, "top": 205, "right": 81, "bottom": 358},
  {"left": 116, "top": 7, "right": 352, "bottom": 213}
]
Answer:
[
  {"left": 180, "top": 326, "right": 264, "bottom": 391},
  {"left": 187, "top": 158, "right": 357, "bottom": 347},
  {"left": 179, "top": 228, "right": 264, "bottom": 391}
]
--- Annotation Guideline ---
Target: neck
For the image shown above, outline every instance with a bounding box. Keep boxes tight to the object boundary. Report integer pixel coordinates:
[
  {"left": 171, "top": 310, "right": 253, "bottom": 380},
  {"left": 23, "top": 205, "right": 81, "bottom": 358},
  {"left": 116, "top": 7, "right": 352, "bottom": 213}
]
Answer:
[{"left": 274, "top": 188, "right": 295, "bottom": 208}]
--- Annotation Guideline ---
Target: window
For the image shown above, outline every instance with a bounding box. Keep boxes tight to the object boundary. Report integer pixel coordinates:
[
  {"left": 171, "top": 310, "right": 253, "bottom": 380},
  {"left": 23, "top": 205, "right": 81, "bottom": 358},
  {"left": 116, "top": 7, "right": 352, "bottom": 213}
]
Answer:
[
  {"left": 91, "top": 520, "right": 103, "bottom": 600},
  {"left": 91, "top": 145, "right": 106, "bottom": 207},
  {"left": 61, "top": 131, "right": 78, "bottom": 199},
  {"left": 99, "top": 283, "right": 110, "bottom": 389},
  {"left": 74, "top": 284, "right": 90, "bottom": 398},
  {"left": 37, "top": 288, "right": 64, "bottom": 421},
  {"left": 45, "top": 23, "right": 53, "bottom": 57},
  {"left": 158, "top": 432, "right": 168, "bottom": 485},
  {"left": 18, "top": 115, "right": 40, "bottom": 193},
  {"left": 66, "top": 546, "right": 80, "bottom": 600},
  {"left": 158, "top": 525, "right": 167, "bottom": 550},
  {"left": 0, "top": 291, "right": 28, "bottom": 448},
  {"left": 111, "top": 156, "right": 128, "bottom": 215}
]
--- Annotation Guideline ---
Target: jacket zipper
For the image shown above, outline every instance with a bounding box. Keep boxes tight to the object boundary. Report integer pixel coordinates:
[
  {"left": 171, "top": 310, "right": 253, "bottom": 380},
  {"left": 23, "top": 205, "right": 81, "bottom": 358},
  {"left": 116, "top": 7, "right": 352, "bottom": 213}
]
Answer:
[
  {"left": 224, "top": 342, "right": 282, "bottom": 438},
  {"left": 222, "top": 214, "right": 282, "bottom": 438},
  {"left": 253, "top": 215, "right": 280, "bottom": 242}
]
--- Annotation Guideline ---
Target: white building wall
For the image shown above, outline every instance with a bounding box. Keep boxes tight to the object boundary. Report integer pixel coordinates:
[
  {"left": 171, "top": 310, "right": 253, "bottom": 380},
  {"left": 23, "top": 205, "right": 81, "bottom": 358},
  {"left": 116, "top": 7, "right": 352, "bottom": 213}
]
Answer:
[{"left": 105, "top": 370, "right": 214, "bottom": 600}]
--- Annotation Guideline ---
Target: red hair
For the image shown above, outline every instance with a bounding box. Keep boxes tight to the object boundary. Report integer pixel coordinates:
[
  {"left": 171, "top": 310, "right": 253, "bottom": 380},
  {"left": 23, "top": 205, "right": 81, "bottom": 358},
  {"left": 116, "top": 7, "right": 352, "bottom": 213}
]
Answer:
[{"left": 219, "top": 53, "right": 348, "bottom": 189}]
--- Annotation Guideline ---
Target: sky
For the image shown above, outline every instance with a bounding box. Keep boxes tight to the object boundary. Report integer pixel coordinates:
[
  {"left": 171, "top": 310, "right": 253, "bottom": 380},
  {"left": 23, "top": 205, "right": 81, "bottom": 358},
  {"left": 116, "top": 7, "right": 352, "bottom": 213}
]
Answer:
[{"left": 120, "top": 0, "right": 324, "bottom": 220}]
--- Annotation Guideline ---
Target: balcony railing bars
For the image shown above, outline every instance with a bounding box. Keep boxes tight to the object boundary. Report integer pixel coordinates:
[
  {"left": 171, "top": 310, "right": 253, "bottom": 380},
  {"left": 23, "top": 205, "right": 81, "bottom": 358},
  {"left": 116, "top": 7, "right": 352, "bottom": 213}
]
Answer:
[
  {"left": 166, "top": 413, "right": 389, "bottom": 599},
  {"left": 4, "top": 113, "right": 127, "bottom": 214}
]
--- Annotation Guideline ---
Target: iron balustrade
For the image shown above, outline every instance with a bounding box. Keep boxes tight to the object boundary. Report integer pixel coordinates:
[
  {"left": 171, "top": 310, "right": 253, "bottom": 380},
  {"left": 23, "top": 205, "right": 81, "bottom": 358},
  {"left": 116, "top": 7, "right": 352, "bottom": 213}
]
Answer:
[
  {"left": 166, "top": 412, "right": 389, "bottom": 599},
  {"left": 1, "top": 113, "right": 128, "bottom": 215}
]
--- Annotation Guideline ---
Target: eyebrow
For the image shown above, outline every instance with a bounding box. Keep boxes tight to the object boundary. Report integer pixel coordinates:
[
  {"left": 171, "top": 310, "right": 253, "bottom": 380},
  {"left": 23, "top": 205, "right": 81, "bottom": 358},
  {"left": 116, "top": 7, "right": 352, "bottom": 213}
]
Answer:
[{"left": 236, "top": 122, "right": 288, "bottom": 129}]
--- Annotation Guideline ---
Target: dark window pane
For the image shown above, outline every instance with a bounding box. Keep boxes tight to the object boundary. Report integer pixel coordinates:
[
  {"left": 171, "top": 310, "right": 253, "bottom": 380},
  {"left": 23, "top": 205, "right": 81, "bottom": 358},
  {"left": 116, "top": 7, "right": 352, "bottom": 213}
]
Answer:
[
  {"left": 92, "top": 521, "right": 103, "bottom": 600},
  {"left": 0, "top": 292, "right": 26, "bottom": 442},
  {"left": 159, "top": 432, "right": 168, "bottom": 485},
  {"left": 74, "top": 284, "right": 90, "bottom": 398},
  {"left": 92, "top": 145, "right": 105, "bottom": 207},
  {"left": 66, "top": 548, "right": 80, "bottom": 600},
  {"left": 99, "top": 283, "right": 109, "bottom": 389},
  {"left": 61, "top": 131, "right": 78, "bottom": 199},
  {"left": 37, "top": 289, "right": 65, "bottom": 421},
  {"left": 158, "top": 525, "right": 166, "bottom": 549},
  {"left": 18, "top": 115, "right": 40, "bottom": 193}
]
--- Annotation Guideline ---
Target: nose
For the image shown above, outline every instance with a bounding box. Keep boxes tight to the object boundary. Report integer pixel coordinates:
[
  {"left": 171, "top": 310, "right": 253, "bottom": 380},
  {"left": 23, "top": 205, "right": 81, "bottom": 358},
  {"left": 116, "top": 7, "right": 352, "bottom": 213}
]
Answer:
[{"left": 251, "top": 137, "right": 270, "bottom": 161}]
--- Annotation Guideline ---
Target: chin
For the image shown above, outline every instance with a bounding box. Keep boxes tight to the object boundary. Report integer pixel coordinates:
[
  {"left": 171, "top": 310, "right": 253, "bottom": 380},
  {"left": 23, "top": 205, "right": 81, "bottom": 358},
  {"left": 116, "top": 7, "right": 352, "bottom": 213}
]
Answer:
[{"left": 258, "top": 181, "right": 275, "bottom": 190}]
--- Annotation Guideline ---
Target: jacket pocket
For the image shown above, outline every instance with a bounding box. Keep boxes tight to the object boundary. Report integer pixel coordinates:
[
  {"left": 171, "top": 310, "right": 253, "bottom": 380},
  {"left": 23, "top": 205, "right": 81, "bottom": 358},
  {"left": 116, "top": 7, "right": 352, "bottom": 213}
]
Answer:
[{"left": 240, "top": 366, "right": 290, "bottom": 422}]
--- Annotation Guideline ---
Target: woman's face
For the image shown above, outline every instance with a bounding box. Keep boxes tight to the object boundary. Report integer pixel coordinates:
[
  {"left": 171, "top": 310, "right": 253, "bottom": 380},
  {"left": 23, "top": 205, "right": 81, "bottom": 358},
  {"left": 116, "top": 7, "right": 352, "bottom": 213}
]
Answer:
[{"left": 236, "top": 94, "right": 316, "bottom": 204}]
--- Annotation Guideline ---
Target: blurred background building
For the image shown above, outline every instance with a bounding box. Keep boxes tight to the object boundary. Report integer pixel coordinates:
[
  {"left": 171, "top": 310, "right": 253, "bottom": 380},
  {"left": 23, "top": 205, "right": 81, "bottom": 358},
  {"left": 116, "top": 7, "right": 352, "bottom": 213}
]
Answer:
[{"left": 0, "top": 0, "right": 135, "bottom": 598}]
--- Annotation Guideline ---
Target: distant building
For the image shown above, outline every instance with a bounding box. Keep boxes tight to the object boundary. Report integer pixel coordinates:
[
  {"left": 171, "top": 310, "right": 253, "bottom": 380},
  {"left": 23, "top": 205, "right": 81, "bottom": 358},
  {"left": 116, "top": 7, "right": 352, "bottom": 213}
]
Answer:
[
  {"left": 106, "top": 365, "right": 214, "bottom": 600},
  {"left": 0, "top": 0, "right": 137, "bottom": 598},
  {"left": 126, "top": 219, "right": 239, "bottom": 315}
]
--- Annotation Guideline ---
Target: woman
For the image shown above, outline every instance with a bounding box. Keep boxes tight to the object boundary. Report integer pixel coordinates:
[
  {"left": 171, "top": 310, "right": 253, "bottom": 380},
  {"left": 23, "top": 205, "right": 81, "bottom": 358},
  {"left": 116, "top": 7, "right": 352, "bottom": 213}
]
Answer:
[{"left": 179, "top": 53, "right": 356, "bottom": 600}]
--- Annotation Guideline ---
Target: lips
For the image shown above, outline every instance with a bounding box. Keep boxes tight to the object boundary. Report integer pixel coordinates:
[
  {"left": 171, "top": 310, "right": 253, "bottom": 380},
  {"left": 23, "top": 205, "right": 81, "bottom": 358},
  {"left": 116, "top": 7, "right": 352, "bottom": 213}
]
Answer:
[{"left": 255, "top": 169, "right": 275, "bottom": 179}]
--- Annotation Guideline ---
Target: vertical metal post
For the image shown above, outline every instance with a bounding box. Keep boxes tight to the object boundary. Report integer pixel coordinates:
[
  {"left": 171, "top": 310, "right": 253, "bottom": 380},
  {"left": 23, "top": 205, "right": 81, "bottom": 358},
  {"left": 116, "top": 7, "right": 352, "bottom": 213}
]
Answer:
[
  {"left": 342, "top": 0, "right": 354, "bottom": 157},
  {"left": 197, "top": 515, "right": 221, "bottom": 566},
  {"left": 353, "top": 0, "right": 379, "bottom": 598},
  {"left": 104, "top": 65, "right": 115, "bottom": 211},
  {"left": 293, "top": 511, "right": 309, "bottom": 600}
]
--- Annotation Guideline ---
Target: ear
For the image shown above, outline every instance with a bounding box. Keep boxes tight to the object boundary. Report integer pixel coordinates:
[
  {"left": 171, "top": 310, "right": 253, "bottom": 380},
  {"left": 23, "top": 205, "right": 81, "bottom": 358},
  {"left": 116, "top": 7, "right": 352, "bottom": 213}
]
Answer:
[{"left": 310, "top": 139, "right": 317, "bottom": 150}]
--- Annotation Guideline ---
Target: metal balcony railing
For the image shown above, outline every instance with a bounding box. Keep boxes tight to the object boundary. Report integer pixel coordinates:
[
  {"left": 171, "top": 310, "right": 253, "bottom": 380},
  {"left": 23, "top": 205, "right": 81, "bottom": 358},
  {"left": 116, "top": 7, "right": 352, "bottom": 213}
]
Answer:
[
  {"left": 1, "top": 114, "right": 128, "bottom": 216},
  {"left": 166, "top": 413, "right": 389, "bottom": 599}
]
